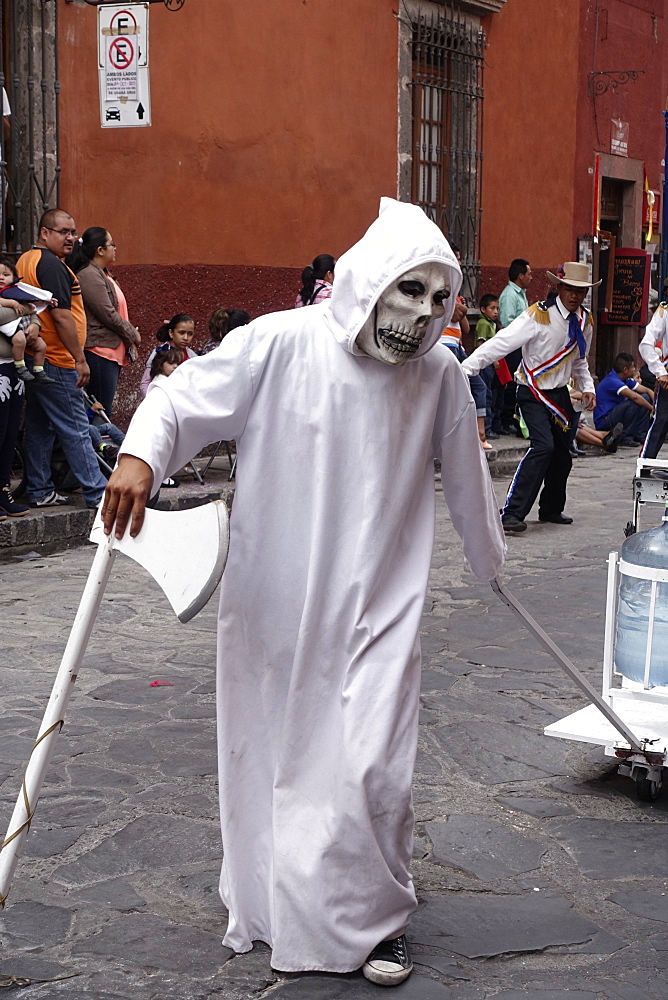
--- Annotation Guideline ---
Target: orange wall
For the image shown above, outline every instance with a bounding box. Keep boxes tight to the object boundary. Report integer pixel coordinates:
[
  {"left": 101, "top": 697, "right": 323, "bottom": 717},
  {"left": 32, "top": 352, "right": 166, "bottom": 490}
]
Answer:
[
  {"left": 59, "top": 0, "right": 399, "bottom": 267},
  {"left": 480, "top": 0, "right": 581, "bottom": 269}
]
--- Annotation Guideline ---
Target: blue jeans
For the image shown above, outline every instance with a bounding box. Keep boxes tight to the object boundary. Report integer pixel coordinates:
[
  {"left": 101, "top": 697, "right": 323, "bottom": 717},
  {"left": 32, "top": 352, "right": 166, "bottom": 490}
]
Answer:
[
  {"left": 88, "top": 421, "right": 125, "bottom": 449},
  {"left": 597, "top": 398, "right": 650, "bottom": 443},
  {"left": 24, "top": 358, "right": 108, "bottom": 504}
]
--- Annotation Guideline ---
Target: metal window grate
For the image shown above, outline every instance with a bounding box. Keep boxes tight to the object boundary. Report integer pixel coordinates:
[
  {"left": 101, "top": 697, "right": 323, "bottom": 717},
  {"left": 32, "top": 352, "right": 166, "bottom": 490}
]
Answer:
[
  {"left": 410, "top": 5, "right": 484, "bottom": 304},
  {"left": 0, "top": 0, "right": 60, "bottom": 255}
]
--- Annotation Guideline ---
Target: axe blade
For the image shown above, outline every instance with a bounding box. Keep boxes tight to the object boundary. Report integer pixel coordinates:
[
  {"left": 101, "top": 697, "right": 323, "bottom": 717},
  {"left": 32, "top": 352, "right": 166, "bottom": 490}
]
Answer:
[{"left": 89, "top": 500, "right": 230, "bottom": 622}]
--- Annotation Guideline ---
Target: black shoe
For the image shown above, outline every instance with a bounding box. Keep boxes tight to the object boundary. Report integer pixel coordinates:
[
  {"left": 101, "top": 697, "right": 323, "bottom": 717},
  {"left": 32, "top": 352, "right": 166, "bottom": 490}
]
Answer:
[
  {"left": 569, "top": 444, "right": 586, "bottom": 457},
  {"left": 502, "top": 516, "right": 527, "bottom": 533},
  {"left": 619, "top": 439, "right": 638, "bottom": 448},
  {"left": 362, "top": 935, "right": 413, "bottom": 986},
  {"left": 539, "top": 513, "right": 573, "bottom": 524},
  {"left": 498, "top": 427, "right": 514, "bottom": 436},
  {"left": 0, "top": 486, "right": 29, "bottom": 516},
  {"left": 14, "top": 363, "right": 34, "bottom": 382},
  {"left": 486, "top": 431, "right": 500, "bottom": 440},
  {"left": 29, "top": 490, "right": 71, "bottom": 508},
  {"left": 602, "top": 422, "right": 624, "bottom": 453},
  {"left": 31, "top": 369, "right": 56, "bottom": 385}
]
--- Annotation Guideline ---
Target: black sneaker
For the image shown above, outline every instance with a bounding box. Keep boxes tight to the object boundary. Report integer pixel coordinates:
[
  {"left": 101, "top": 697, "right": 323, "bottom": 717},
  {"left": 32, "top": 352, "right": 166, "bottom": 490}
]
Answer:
[
  {"left": 0, "top": 486, "right": 29, "bottom": 517},
  {"left": 29, "top": 490, "right": 71, "bottom": 508},
  {"left": 31, "top": 369, "right": 56, "bottom": 385},
  {"left": 362, "top": 935, "right": 413, "bottom": 986},
  {"left": 14, "top": 363, "right": 34, "bottom": 382}
]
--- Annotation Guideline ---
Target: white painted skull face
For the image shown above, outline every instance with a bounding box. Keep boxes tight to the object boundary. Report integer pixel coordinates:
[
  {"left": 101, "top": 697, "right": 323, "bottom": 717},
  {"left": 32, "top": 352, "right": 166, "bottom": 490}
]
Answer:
[{"left": 355, "top": 263, "right": 452, "bottom": 366}]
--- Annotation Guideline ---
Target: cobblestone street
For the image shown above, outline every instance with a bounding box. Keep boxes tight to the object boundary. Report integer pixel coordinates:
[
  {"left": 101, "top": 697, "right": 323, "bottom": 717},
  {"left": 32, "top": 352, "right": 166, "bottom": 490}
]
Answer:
[{"left": 1, "top": 447, "right": 667, "bottom": 1000}]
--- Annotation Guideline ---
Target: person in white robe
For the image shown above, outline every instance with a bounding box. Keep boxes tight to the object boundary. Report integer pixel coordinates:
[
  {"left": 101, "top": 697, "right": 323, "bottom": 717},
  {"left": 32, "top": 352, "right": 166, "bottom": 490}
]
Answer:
[{"left": 102, "top": 198, "right": 506, "bottom": 985}]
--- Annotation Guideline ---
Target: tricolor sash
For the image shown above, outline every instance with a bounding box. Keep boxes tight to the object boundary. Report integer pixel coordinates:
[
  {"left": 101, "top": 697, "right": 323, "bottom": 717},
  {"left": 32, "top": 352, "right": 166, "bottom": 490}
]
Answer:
[{"left": 518, "top": 336, "right": 580, "bottom": 430}]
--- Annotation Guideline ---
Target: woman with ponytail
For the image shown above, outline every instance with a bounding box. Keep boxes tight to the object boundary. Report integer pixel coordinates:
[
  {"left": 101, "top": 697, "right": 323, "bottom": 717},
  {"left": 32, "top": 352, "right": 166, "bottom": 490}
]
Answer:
[
  {"left": 294, "top": 254, "right": 335, "bottom": 307},
  {"left": 67, "top": 227, "right": 139, "bottom": 417}
]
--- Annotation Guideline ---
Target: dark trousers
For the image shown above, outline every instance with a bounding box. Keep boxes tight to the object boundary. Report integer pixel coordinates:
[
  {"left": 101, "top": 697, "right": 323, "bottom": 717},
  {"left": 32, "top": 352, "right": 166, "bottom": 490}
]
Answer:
[
  {"left": 0, "top": 362, "right": 23, "bottom": 487},
  {"left": 599, "top": 398, "right": 650, "bottom": 443},
  {"left": 502, "top": 384, "right": 574, "bottom": 522},
  {"left": 500, "top": 348, "right": 522, "bottom": 430},
  {"left": 84, "top": 350, "right": 121, "bottom": 418},
  {"left": 641, "top": 383, "right": 668, "bottom": 459}
]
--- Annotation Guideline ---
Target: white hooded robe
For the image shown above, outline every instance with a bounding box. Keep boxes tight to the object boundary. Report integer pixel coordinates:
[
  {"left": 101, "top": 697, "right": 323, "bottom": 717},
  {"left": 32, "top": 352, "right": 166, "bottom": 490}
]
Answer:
[{"left": 119, "top": 199, "right": 506, "bottom": 972}]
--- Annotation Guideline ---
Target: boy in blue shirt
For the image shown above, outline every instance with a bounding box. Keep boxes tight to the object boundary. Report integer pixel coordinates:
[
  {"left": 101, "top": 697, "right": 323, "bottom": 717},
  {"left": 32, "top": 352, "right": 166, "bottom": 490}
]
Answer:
[{"left": 593, "top": 352, "right": 654, "bottom": 445}]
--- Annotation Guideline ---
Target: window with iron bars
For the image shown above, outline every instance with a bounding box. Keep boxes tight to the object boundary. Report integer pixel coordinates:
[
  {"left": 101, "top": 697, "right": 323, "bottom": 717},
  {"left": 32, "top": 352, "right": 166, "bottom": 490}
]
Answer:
[{"left": 408, "top": 5, "right": 484, "bottom": 306}]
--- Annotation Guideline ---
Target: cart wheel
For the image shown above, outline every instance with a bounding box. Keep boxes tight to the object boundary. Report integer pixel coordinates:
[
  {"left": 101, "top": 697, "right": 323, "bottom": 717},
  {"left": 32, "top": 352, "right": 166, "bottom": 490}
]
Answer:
[{"left": 635, "top": 774, "right": 662, "bottom": 802}]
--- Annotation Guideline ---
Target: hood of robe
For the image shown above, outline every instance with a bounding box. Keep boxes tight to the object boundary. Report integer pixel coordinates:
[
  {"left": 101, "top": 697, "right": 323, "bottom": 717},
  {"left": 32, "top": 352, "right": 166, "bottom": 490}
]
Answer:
[{"left": 325, "top": 197, "right": 462, "bottom": 359}]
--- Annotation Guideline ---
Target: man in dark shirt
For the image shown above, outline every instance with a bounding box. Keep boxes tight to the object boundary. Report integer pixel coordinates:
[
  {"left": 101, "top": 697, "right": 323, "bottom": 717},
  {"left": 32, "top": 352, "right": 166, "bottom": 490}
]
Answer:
[
  {"left": 17, "top": 209, "right": 107, "bottom": 508},
  {"left": 593, "top": 352, "right": 653, "bottom": 446}
]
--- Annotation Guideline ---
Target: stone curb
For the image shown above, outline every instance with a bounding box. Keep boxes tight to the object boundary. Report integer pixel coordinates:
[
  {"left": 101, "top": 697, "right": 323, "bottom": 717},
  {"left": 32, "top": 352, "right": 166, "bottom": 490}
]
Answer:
[{"left": 0, "top": 483, "right": 236, "bottom": 559}]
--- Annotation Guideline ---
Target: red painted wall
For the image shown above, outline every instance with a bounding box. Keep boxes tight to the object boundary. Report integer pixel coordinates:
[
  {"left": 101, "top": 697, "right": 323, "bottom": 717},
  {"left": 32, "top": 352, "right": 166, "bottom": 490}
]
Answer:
[
  {"left": 480, "top": 0, "right": 581, "bottom": 273},
  {"left": 58, "top": 0, "right": 399, "bottom": 269},
  {"left": 574, "top": 0, "right": 667, "bottom": 236}
]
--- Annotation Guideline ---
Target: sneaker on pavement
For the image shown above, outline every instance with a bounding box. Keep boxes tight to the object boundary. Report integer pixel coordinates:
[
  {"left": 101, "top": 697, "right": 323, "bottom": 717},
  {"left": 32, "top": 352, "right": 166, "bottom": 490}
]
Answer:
[
  {"left": 14, "top": 364, "right": 34, "bottom": 382},
  {"left": 362, "top": 935, "right": 413, "bottom": 986},
  {"left": 29, "top": 490, "right": 71, "bottom": 508},
  {"left": 31, "top": 369, "right": 56, "bottom": 385},
  {"left": 0, "top": 486, "right": 30, "bottom": 517}
]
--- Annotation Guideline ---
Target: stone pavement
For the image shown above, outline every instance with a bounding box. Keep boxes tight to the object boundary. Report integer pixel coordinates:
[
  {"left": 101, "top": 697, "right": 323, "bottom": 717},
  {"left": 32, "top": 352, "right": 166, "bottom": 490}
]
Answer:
[
  {"left": 0, "top": 435, "right": 527, "bottom": 559},
  {"left": 1, "top": 443, "right": 667, "bottom": 1000}
]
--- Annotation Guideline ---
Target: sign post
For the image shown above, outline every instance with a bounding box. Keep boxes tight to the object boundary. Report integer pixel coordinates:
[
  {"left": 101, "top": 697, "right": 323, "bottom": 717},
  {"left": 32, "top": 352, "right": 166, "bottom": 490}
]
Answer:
[{"left": 98, "top": 4, "right": 151, "bottom": 128}]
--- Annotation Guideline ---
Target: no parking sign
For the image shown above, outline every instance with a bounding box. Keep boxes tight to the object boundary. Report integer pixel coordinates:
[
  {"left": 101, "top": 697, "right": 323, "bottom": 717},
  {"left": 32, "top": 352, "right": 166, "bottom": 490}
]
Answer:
[{"left": 98, "top": 4, "right": 151, "bottom": 128}]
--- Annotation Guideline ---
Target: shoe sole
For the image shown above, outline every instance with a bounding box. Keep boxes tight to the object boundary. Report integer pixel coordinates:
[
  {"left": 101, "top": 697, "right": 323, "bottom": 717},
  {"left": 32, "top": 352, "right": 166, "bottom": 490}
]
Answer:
[
  {"left": 362, "top": 962, "right": 413, "bottom": 986},
  {"left": 502, "top": 523, "right": 527, "bottom": 533},
  {"left": 0, "top": 510, "right": 29, "bottom": 517}
]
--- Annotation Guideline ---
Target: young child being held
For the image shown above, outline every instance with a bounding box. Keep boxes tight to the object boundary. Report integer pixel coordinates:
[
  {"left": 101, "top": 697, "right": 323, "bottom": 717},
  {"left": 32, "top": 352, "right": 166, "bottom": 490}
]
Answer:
[{"left": 0, "top": 256, "right": 55, "bottom": 384}]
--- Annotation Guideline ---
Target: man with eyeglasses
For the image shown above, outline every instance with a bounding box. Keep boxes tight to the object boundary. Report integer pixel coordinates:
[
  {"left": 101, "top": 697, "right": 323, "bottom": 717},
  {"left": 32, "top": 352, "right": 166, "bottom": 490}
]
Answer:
[{"left": 16, "top": 208, "right": 107, "bottom": 508}]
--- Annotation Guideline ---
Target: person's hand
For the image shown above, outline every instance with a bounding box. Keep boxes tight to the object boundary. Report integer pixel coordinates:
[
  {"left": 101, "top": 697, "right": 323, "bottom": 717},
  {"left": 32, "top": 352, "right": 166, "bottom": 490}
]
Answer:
[
  {"left": 102, "top": 455, "right": 153, "bottom": 539},
  {"left": 92, "top": 401, "right": 104, "bottom": 413},
  {"left": 24, "top": 324, "right": 40, "bottom": 346},
  {"left": 656, "top": 374, "right": 668, "bottom": 390},
  {"left": 134, "top": 327, "right": 141, "bottom": 347},
  {"left": 452, "top": 301, "right": 468, "bottom": 323},
  {"left": 74, "top": 358, "right": 90, "bottom": 388},
  {"left": 4, "top": 298, "right": 25, "bottom": 314},
  {"left": 581, "top": 391, "right": 596, "bottom": 411}
]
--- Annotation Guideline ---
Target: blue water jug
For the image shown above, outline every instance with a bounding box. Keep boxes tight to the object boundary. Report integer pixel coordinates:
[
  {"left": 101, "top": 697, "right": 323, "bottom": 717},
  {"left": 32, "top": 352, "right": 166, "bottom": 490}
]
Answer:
[{"left": 614, "top": 510, "right": 668, "bottom": 687}]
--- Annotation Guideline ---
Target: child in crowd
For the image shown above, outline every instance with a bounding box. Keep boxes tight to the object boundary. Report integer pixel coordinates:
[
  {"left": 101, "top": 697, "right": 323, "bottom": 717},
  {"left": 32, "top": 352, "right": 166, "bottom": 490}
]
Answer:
[
  {"left": 200, "top": 308, "right": 251, "bottom": 355},
  {"left": 149, "top": 346, "right": 183, "bottom": 386},
  {"left": 295, "top": 255, "right": 335, "bottom": 307},
  {"left": 475, "top": 293, "right": 511, "bottom": 440},
  {"left": 85, "top": 394, "right": 126, "bottom": 464},
  {"left": 140, "top": 313, "right": 196, "bottom": 396},
  {"left": 0, "top": 256, "right": 55, "bottom": 385},
  {"left": 146, "top": 346, "right": 184, "bottom": 487}
]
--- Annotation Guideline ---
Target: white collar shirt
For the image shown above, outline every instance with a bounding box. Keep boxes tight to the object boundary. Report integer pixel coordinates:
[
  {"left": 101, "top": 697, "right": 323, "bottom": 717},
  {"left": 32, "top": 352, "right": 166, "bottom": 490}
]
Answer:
[
  {"left": 639, "top": 303, "right": 668, "bottom": 376},
  {"left": 463, "top": 298, "right": 595, "bottom": 393}
]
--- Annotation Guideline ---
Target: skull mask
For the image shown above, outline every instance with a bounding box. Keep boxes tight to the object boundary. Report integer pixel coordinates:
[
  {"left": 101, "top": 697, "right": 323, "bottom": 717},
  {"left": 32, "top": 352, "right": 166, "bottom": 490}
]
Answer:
[{"left": 355, "top": 263, "right": 452, "bottom": 366}]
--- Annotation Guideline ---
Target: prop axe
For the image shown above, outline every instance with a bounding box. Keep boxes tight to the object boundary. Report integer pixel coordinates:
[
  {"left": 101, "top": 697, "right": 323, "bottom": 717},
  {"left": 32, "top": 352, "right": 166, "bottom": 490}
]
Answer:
[
  {"left": 0, "top": 501, "right": 229, "bottom": 908},
  {"left": 491, "top": 578, "right": 642, "bottom": 752}
]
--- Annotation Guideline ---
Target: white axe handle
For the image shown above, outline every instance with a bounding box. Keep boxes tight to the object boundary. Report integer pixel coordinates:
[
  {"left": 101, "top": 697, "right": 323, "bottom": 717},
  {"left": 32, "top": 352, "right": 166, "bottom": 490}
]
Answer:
[
  {"left": 0, "top": 535, "right": 117, "bottom": 907},
  {"left": 491, "top": 578, "right": 642, "bottom": 752},
  {"left": 0, "top": 500, "right": 230, "bottom": 908}
]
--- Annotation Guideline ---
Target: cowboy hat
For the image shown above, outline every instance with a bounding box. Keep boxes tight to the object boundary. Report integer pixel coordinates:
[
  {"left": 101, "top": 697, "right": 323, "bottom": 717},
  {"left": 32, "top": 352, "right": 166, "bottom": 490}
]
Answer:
[{"left": 546, "top": 261, "right": 602, "bottom": 288}]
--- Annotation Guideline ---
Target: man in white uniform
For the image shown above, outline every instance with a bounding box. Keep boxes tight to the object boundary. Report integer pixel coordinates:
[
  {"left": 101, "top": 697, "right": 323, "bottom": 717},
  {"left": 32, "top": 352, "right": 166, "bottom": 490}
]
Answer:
[
  {"left": 463, "top": 262, "right": 598, "bottom": 533},
  {"left": 639, "top": 298, "right": 668, "bottom": 459},
  {"left": 102, "top": 199, "right": 506, "bottom": 986}
]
